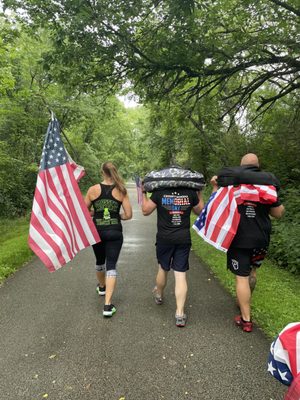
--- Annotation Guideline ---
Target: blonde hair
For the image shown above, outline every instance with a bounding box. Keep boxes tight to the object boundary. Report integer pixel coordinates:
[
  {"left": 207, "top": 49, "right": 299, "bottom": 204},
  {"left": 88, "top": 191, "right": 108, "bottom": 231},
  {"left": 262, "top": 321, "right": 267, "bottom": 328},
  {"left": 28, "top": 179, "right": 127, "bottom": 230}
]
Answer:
[{"left": 101, "top": 162, "right": 127, "bottom": 195}]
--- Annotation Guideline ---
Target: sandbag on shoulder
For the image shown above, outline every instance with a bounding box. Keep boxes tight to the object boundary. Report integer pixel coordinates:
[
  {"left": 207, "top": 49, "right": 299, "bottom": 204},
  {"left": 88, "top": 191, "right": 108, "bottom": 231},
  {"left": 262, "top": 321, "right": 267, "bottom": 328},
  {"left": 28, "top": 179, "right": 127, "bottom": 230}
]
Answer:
[
  {"left": 217, "top": 165, "right": 280, "bottom": 189},
  {"left": 143, "top": 165, "right": 205, "bottom": 192}
]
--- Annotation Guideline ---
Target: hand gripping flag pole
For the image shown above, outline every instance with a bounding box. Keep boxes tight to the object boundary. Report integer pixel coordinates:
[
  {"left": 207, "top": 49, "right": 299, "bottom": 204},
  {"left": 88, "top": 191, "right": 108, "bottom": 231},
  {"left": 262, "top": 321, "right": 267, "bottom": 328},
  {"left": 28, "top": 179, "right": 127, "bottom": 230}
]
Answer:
[{"left": 28, "top": 115, "right": 100, "bottom": 272}]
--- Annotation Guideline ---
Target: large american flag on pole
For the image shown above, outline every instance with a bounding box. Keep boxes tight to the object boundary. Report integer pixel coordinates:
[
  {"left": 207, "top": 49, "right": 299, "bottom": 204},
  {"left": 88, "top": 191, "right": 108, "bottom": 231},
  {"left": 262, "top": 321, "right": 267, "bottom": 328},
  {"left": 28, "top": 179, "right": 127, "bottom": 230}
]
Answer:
[
  {"left": 28, "top": 116, "right": 100, "bottom": 272},
  {"left": 193, "top": 184, "right": 278, "bottom": 252}
]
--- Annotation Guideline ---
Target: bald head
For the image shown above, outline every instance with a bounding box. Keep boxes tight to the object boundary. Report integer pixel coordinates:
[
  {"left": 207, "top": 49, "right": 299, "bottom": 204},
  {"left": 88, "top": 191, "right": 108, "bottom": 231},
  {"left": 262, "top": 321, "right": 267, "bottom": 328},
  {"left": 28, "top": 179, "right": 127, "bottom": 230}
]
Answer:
[{"left": 240, "top": 153, "right": 259, "bottom": 167}]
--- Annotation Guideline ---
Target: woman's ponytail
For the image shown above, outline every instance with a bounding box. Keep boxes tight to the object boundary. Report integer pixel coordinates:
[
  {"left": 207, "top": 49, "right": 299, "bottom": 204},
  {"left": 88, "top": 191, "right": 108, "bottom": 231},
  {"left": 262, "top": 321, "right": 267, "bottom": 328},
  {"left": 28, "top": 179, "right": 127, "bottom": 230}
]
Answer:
[{"left": 101, "top": 162, "right": 127, "bottom": 195}]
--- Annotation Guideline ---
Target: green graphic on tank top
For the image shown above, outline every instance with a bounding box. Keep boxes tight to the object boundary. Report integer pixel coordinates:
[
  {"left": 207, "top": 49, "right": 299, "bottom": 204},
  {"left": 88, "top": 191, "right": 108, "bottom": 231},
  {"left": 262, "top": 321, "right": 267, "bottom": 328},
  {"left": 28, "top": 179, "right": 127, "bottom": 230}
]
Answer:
[{"left": 103, "top": 207, "right": 111, "bottom": 220}]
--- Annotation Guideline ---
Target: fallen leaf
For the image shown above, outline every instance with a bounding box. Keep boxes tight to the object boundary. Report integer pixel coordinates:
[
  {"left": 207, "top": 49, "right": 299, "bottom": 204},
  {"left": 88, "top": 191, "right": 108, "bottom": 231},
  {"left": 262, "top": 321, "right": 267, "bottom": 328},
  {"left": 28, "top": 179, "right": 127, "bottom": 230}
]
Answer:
[
  {"left": 49, "top": 354, "right": 56, "bottom": 359},
  {"left": 42, "top": 394, "right": 48, "bottom": 399}
]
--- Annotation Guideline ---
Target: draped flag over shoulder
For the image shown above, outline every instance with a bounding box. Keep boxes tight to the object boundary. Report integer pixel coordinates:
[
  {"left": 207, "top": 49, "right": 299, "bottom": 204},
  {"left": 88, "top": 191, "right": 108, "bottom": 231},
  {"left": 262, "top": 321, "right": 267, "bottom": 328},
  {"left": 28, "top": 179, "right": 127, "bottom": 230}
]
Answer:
[
  {"left": 193, "top": 184, "right": 278, "bottom": 252},
  {"left": 193, "top": 187, "right": 241, "bottom": 252},
  {"left": 28, "top": 117, "right": 100, "bottom": 272}
]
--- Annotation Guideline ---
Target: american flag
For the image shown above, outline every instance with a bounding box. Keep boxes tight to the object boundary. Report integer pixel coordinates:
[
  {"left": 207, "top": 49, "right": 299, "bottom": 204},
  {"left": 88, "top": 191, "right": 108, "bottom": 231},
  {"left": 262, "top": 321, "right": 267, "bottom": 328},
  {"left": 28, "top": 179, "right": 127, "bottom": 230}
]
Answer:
[
  {"left": 268, "top": 322, "right": 300, "bottom": 387},
  {"left": 193, "top": 187, "right": 241, "bottom": 252},
  {"left": 193, "top": 184, "right": 278, "bottom": 252},
  {"left": 135, "top": 176, "right": 143, "bottom": 206},
  {"left": 28, "top": 117, "right": 100, "bottom": 272}
]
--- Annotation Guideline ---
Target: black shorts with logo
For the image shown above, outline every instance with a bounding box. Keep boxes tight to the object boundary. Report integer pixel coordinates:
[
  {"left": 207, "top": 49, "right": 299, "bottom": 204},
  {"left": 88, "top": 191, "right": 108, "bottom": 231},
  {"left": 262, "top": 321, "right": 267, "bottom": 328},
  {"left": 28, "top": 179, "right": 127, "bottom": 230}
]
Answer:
[{"left": 227, "top": 247, "right": 268, "bottom": 277}]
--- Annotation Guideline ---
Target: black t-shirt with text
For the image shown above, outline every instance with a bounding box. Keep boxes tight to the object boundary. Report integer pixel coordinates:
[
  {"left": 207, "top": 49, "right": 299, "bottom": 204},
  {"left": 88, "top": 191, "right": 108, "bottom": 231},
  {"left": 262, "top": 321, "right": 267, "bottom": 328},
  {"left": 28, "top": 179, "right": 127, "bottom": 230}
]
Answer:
[
  {"left": 150, "top": 188, "right": 199, "bottom": 244},
  {"left": 230, "top": 199, "right": 281, "bottom": 249}
]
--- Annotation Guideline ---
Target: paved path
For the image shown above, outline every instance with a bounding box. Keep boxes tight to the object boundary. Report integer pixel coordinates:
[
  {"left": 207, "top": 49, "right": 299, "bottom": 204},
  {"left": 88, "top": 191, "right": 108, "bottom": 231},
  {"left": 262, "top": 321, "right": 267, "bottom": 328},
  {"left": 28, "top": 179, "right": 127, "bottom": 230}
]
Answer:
[{"left": 0, "top": 186, "right": 286, "bottom": 400}]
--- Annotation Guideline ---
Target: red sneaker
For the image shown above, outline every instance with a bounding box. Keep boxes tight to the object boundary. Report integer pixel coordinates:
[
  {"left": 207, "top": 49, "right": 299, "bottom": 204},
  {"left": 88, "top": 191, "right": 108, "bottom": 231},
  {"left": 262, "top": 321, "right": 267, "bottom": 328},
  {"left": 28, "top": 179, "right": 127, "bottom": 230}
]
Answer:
[{"left": 234, "top": 315, "right": 253, "bottom": 333}]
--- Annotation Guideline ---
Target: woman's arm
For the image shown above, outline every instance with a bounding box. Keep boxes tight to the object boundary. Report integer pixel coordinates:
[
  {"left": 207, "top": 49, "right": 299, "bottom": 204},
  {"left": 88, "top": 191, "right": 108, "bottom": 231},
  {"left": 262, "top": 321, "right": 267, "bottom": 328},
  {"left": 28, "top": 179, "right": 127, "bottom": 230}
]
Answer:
[{"left": 120, "top": 194, "right": 133, "bottom": 220}]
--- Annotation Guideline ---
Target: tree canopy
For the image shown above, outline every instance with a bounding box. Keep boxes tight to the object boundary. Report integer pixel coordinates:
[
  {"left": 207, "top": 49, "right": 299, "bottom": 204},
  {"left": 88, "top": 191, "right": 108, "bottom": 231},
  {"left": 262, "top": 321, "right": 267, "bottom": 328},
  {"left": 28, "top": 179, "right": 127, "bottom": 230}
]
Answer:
[{"left": 3, "top": 0, "right": 300, "bottom": 114}]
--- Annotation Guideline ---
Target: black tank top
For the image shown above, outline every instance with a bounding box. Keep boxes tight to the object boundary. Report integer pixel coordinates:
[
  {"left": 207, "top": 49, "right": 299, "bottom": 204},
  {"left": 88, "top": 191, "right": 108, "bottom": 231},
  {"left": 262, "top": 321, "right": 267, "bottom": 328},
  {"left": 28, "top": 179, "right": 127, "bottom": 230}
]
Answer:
[{"left": 92, "top": 184, "right": 122, "bottom": 231}]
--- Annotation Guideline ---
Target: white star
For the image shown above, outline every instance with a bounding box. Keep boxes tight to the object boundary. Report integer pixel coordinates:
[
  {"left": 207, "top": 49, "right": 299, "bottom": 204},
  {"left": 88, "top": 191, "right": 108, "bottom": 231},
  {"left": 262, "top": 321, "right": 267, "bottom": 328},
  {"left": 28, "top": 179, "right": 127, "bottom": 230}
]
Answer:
[
  {"left": 49, "top": 155, "right": 54, "bottom": 159},
  {"left": 49, "top": 138, "right": 53, "bottom": 143},
  {"left": 59, "top": 147, "right": 63, "bottom": 151},
  {"left": 57, "top": 153, "right": 61, "bottom": 157},
  {"left": 63, "top": 156, "right": 66, "bottom": 161},
  {"left": 268, "top": 361, "right": 276, "bottom": 375},
  {"left": 56, "top": 158, "right": 59, "bottom": 162},
  {"left": 54, "top": 143, "right": 58, "bottom": 147},
  {"left": 47, "top": 161, "right": 51, "bottom": 165},
  {"left": 278, "top": 369, "right": 289, "bottom": 382},
  {"left": 56, "top": 137, "right": 60, "bottom": 141},
  {"left": 47, "top": 145, "right": 50, "bottom": 149}
]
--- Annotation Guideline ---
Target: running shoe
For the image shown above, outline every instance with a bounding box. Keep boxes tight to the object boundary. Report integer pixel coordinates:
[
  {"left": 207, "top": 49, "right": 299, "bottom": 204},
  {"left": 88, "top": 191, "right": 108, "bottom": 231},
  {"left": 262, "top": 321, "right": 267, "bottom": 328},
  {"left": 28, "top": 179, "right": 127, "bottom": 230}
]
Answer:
[
  {"left": 175, "top": 314, "right": 187, "bottom": 328},
  {"left": 152, "top": 287, "right": 163, "bottom": 305},
  {"left": 96, "top": 284, "right": 106, "bottom": 296},
  {"left": 103, "top": 304, "right": 116, "bottom": 317},
  {"left": 234, "top": 315, "right": 253, "bottom": 332}
]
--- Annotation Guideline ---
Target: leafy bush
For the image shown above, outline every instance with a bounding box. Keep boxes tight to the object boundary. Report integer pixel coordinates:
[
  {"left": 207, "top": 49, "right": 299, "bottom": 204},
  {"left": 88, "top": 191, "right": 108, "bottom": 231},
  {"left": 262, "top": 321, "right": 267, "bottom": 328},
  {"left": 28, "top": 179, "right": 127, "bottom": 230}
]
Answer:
[{"left": 268, "top": 187, "right": 300, "bottom": 274}]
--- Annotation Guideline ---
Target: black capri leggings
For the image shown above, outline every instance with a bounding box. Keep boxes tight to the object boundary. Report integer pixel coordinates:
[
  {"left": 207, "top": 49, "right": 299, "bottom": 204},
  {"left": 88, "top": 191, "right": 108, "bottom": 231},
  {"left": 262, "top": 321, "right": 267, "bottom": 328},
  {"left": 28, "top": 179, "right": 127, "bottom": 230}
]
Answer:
[{"left": 92, "top": 229, "right": 123, "bottom": 274}]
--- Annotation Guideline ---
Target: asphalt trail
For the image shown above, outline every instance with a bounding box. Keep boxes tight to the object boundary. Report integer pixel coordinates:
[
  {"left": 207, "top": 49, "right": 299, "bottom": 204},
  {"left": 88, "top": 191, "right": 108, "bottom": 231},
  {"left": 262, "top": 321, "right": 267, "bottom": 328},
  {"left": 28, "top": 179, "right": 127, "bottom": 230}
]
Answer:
[{"left": 0, "top": 185, "right": 286, "bottom": 400}]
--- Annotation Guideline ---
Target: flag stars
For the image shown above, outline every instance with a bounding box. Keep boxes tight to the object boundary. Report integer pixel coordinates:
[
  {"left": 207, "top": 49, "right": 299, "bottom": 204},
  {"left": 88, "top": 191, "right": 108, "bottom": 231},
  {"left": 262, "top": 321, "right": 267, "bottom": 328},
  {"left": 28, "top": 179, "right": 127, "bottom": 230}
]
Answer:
[{"left": 267, "top": 361, "right": 276, "bottom": 375}]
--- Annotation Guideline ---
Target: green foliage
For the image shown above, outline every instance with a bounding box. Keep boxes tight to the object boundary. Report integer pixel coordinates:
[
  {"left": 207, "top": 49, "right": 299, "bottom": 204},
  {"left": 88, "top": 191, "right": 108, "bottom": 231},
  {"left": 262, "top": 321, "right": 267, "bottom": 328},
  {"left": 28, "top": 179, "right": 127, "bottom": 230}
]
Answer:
[
  {"left": 0, "top": 217, "right": 33, "bottom": 282},
  {"left": 268, "top": 187, "right": 300, "bottom": 274}
]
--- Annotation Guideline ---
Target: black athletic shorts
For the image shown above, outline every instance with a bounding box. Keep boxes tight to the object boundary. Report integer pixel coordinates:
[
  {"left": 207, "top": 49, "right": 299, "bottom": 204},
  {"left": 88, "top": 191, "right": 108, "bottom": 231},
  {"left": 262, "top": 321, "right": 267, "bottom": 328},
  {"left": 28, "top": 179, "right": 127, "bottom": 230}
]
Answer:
[
  {"left": 156, "top": 243, "right": 191, "bottom": 272},
  {"left": 227, "top": 247, "right": 268, "bottom": 277}
]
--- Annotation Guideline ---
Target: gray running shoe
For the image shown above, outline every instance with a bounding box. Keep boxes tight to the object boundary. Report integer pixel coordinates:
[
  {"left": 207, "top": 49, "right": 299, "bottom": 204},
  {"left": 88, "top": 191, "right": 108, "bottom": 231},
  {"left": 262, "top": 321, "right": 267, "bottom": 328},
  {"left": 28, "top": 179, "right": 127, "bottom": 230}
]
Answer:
[
  {"left": 175, "top": 314, "right": 187, "bottom": 327},
  {"left": 152, "top": 287, "right": 163, "bottom": 305}
]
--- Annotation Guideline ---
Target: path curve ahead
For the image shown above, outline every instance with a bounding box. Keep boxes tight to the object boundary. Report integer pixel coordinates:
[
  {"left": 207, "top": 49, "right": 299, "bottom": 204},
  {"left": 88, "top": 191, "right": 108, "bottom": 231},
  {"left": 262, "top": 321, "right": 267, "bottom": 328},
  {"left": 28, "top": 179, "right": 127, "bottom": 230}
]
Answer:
[{"left": 0, "top": 185, "right": 286, "bottom": 400}]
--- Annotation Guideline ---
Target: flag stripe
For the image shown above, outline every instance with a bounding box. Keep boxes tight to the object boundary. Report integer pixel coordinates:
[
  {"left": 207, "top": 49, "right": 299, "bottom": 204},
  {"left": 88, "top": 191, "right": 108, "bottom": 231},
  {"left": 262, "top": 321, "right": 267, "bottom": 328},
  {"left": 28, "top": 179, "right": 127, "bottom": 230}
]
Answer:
[
  {"left": 60, "top": 164, "right": 98, "bottom": 246},
  {"left": 64, "top": 164, "right": 99, "bottom": 242},
  {"left": 49, "top": 167, "right": 85, "bottom": 249},
  {"left": 37, "top": 175, "right": 76, "bottom": 257},
  {"left": 34, "top": 183, "right": 74, "bottom": 260},
  {"left": 29, "top": 224, "right": 62, "bottom": 270},
  {"left": 45, "top": 170, "right": 80, "bottom": 253},
  {"left": 204, "top": 189, "right": 227, "bottom": 238},
  {"left": 30, "top": 202, "right": 70, "bottom": 266}
]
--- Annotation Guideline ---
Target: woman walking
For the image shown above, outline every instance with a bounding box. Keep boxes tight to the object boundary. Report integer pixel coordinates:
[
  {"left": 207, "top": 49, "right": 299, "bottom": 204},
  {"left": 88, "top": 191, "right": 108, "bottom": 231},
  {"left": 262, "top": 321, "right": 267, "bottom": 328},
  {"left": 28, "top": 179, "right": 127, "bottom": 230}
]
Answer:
[{"left": 85, "top": 162, "right": 132, "bottom": 317}]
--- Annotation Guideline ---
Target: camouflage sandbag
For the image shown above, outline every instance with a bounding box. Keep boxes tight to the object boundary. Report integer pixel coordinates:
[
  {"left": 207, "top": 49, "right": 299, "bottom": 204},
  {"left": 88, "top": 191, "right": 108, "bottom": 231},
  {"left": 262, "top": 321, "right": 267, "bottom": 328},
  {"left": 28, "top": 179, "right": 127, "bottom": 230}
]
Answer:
[{"left": 143, "top": 165, "right": 205, "bottom": 192}]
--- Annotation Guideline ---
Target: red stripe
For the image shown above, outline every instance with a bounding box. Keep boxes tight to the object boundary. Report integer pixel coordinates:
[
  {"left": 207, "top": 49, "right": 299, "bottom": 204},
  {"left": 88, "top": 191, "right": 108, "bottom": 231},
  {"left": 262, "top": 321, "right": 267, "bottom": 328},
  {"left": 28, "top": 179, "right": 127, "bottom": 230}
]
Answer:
[
  {"left": 30, "top": 213, "right": 66, "bottom": 267},
  {"left": 45, "top": 169, "right": 80, "bottom": 253},
  {"left": 34, "top": 184, "right": 74, "bottom": 260},
  {"left": 55, "top": 165, "right": 91, "bottom": 247},
  {"left": 280, "top": 325, "right": 299, "bottom": 378},
  {"left": 66, "top": 164, "right": 100, "bottom": 243},
  {"left": 221, "top": 207, "right": 240, "bottom": 249},
  {"left": 28, "top": 236, "right": 56, "bottom": 272},
  {"left": 37, "top": 180, "right": 76, "bottom": 255},
  {"left": 204, "top": 187, "right": 229, "bottom": 236},
  {"left": 210, "top": 187, "right": 235, "bottom": 242}
]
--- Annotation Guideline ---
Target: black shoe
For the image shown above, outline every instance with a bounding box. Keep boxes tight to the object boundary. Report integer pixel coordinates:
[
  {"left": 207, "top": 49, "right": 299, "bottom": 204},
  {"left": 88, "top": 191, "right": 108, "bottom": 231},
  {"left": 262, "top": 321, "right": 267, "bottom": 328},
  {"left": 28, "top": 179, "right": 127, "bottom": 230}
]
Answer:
[
  {"left": 103, "top": 304, "right": 116, "bottom": 317},
  {"left": 96, "top": 284, "right": 106, "bottom": 296}
]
